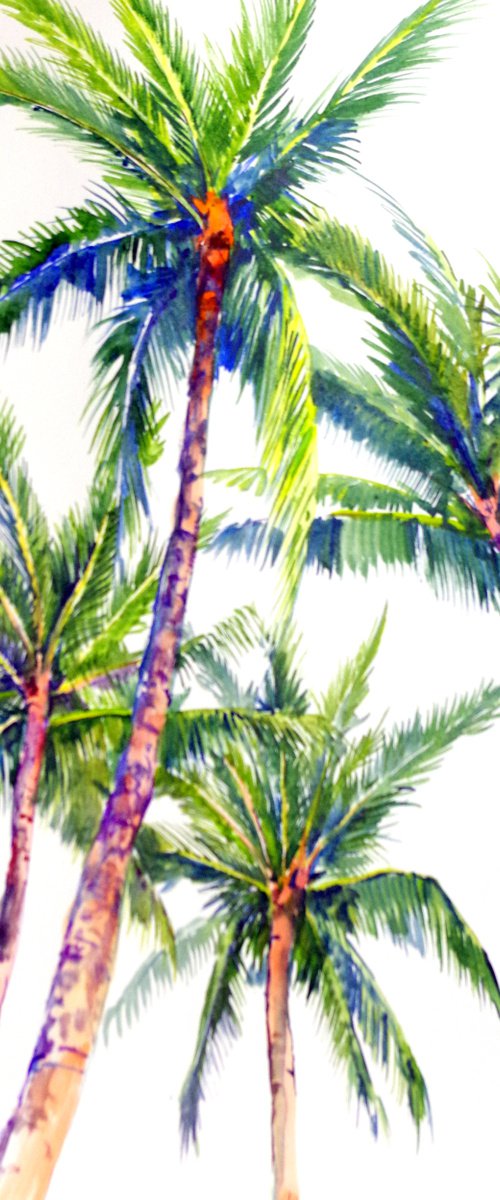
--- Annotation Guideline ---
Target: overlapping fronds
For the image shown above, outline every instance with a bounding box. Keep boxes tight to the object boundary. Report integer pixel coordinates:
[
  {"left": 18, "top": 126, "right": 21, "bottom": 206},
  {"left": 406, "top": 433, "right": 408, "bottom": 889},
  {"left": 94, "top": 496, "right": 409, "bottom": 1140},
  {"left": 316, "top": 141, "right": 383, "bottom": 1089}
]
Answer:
[
  {"left": 0, "top": 0, "right": 183, "bottom": 163},
  {"left": 300, "top": 909, "right": 387, "bottom": 1135},
  {"left": 112, "top": 0, "right": 208, "bottom": 178}
]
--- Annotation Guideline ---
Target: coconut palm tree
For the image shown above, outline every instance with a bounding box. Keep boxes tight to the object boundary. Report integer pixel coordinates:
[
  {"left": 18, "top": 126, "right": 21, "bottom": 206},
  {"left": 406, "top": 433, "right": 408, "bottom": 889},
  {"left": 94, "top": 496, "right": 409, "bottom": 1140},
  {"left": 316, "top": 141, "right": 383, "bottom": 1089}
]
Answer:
[
  {"left": 207, "top": 200, "right": 500, "bottom": 607},
  {"left": 105, "top": 620, "right": 500, "bottom": 1200},
  {"left": 0, "top": 0, "right": 476, "bottom": 1191}
]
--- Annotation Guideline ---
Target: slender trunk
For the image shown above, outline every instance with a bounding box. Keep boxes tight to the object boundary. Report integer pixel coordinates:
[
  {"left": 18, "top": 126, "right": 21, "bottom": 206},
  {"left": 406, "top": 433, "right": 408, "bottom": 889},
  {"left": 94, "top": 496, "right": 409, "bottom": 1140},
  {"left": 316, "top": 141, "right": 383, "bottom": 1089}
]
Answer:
[
  {"left": 266, "top": 898, "right": 300, "bottom": 1200},
  {"left": 0, "top": 193, "right": 234, "bottom": 1200},
  {"left": 0, "top": 677, "right": 49, "bottom": 1017}
]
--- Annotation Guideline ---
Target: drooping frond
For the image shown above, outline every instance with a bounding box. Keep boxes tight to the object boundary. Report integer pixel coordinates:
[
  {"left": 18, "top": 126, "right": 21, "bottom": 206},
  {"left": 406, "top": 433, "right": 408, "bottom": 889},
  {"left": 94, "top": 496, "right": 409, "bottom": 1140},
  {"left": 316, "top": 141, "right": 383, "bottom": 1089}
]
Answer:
[
  {"left": 298, "top": 910, "right": 387, "bottom": 1136},
  {"left": 220, "top": 246, "right": 317, "bottom": 613},
  {"left": 103, "top": 916, "right": 222, "bottom": 1040},
  {"left": 333, "top": 936, "right": 429, "bottom": 1128},
  {"left": 125, "top": 856, "right": 175, "bottom": 956},
  {"left": 89, "top": 251, "right": 196, "bottom": 534},
  {"left": 317, "top": 871, "right": 500, "bottom": 1014},
  {"left": 311, "top": 355, "right": 458, "bottom": 500},
  {"left": 179, "top": 922, "right": 247, "bottom": 1149},
  {"left": 0, "top": 196, "right": 166, "bottom": 346}
]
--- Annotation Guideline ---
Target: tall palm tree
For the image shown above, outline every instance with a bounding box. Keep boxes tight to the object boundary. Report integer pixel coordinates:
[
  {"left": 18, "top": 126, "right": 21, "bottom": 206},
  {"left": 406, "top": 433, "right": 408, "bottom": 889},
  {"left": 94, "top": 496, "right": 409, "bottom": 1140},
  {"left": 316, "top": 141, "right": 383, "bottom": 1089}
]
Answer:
[
  {"left": 208, "top": 200, "right": 500, "bottom": 607},
  {"left": 0, "top": 1, "right": 475, "bottom": 1191},
  {"left": 105, "top": 620, "right": 500, "bottom": 1200}
]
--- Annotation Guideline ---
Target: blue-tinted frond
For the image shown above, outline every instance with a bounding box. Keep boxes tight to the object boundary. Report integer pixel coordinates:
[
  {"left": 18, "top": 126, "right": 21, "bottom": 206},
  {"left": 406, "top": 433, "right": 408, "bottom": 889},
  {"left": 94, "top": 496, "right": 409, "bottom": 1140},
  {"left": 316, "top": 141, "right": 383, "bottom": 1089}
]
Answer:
[
  {"left": 0, "top": 197, "right": 167, "bottom": 346},
  {"left": 90, "top": 249, "right": 197, "bottom": 535}
]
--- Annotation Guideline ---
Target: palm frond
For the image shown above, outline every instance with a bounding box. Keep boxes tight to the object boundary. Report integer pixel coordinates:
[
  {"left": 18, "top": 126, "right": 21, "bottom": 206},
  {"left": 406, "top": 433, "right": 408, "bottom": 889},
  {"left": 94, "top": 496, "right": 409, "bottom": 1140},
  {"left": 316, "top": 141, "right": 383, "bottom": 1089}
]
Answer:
[
  {"left": 0, "top": 195, "right": 165, "bottom": 346},
  {"left": 319, "top": 871, "right": 500, "bottom": 1013},
  {"left": 179, "top": 922, "right": 247, "bottom": 1149},
  {"left": 330, "top": 934, "right": 429, "bottom": 1128},
  {"left": 319, "top": 609, "right": 386, "bottom": 739},
  {"left": 299, "top": 910, "right": 386, "bottom": 1135},
  {"left": 311, "top": 684, "right": 500, "bottom": 874},
  {"left": 89, "top": 251, "right": 196, "bottom": 535},
  {"left": 113, "top": 0, "right": 208, "bottom": 179},
  {"left": 210, "top": 0, "right": 315, "bottom": 183},
  {"left": 0, "top": 0, "right": 182, "bottom": 163},
  {"left": 0, "top": 405, "right": 50, "bottom": 646},
  {"left": 0, "top": 49, "right": 197, "bottom": 216},
  {"left": 103, "top": 916, "right": 222, "bottom": 1040},
  {"left": 324, "top": 0, "right": 472, "bottom": 125},
  {"left": 222, "top": 245, "right": 317, "bottom": 614}
]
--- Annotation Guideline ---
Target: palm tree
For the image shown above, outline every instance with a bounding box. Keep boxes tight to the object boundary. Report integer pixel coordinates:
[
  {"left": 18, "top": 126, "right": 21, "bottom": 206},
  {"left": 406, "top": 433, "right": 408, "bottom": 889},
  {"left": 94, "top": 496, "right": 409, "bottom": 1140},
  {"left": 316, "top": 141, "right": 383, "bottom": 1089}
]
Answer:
[
  {"left": 105, "top": 620, "right": 500, "bottom": 1200},
  {"left": 207, "top": 200, "right": 500, "bottom": 607},
  {"left": 0, "top": 403, "right": 165, "bottom": 1015},
  {"left": 0, "top": 0, "right": 475, "bottom": 1190}
]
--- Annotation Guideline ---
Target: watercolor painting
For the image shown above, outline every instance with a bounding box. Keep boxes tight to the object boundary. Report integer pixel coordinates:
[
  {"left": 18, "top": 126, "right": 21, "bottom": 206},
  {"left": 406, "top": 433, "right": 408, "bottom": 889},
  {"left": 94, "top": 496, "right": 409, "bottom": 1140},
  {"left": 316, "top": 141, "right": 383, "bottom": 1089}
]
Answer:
[{"left": 0, "top": 0, "right": 499, "bottom": 1197}]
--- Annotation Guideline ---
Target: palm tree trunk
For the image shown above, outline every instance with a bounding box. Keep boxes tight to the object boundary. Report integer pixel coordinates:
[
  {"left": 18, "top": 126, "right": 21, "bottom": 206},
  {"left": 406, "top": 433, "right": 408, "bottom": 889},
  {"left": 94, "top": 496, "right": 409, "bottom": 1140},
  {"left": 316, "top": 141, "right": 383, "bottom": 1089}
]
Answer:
[
  {"left": 266, "top": 899, "right": 300, "bottom": 1200},
  {"left": 0, "top": 676, "right": 49, "bottom": 1017},
  {"left": 0, "top": 193, "right": 234, "bottom": 1200}
]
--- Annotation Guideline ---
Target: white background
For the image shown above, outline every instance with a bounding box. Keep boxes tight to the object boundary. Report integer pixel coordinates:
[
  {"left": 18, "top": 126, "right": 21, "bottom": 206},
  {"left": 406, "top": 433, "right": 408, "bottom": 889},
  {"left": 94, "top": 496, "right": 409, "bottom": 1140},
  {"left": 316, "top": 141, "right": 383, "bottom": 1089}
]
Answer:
[{"left": 0, "top": 1, "right": 500, "bottom": 1197}]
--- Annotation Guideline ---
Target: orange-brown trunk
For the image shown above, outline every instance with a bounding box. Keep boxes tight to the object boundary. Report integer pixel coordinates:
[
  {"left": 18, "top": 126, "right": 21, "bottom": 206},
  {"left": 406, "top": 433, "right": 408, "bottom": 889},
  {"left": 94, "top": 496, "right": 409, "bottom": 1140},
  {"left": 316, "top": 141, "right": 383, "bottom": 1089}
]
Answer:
[
  {"left": 0, "top": 194, "right": 234, "bottom": 1200},
  {"left": 0, "top": 675, "right": 49, "bottom": 1018},
  {"left": 266, "top": 891, "right": 300, "bottom": 1200}
]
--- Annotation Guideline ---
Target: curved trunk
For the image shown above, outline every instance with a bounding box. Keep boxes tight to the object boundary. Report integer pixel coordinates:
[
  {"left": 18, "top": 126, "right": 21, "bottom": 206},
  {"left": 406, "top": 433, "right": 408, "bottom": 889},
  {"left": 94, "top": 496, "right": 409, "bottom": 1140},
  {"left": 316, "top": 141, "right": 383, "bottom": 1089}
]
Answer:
[
  {"left": 266, "top": 899, "right": 300, "bottom": 1200},
  {"left": 0, "top": 678, "right": 49, "bottom": 1017},
  {"left": 0, "top": 194, "right": 234, "bottom": 1200}
]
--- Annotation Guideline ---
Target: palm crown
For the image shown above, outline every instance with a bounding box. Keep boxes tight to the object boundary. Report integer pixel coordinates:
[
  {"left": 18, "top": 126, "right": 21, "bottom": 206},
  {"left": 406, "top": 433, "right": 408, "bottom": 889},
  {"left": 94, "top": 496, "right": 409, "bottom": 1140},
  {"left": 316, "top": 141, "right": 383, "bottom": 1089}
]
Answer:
[
  {"left": 0, "top": 0, "right": 474, "bottom": 601},
  {"left": 106, "top": 616, "right": 500, "bottom": 1191}
]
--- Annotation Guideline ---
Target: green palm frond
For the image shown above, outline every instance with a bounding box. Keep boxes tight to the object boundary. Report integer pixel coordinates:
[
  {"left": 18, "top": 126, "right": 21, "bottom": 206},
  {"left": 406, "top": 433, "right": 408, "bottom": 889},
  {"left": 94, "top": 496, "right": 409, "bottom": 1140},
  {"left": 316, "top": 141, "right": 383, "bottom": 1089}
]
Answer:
[
  {"left": 0, "top": 49, "right": 197, "bottom": 216},
  {"left": 179, "top": 922, "right": 247, "bottom": 1149},
  {"left": 0, "top": 0, "right": 180, "bottom": 160},
  {"left": 300, "top": 910, "right": 387, "bottom": 1135},
  {"left": 319, "top": 609, "right": 386, "bottom": 738},
  {"left": 311, "top": 354, "right": 458, "bottom": 498},
  {"left": 0, "top": 405, "right": 50, "bottom": 647},
  {"left": 324, "top": 0, "right": 472, "bottom": 125},
  {"left": 112, "top": 0, "right": 209, "bottom": 177},
  {"left": 247, "top": 250, "right": 318, "bottom": 614},
  {"left": 177, "top": 605, "right": 261, "bottom": 680},
  {"left": 285, "top": 215, "right": 470, "bottom": 432},
  {"left": 332, "top": 935, "right": 429, "bottom": 1127},
  {"left": 60, "top": 541, "right": 160, "bottom": 687},
  {"left": 125, "top": 858, "right": 175, "bottom": 957},
  {"left": 318, "top": 871, "right": 500, "bottom": 1013},
  {"left": 0, "top": 195, "right": 167, "bottom": 346},
  {"left": 103, "top": 916, "right": 222, "bottom": 1040},
  {"left": 208, "top": 0, "right": 315, "bottom": 182},
  {"left": 311, "top": 684, "right": 500, "bottom": 874}
]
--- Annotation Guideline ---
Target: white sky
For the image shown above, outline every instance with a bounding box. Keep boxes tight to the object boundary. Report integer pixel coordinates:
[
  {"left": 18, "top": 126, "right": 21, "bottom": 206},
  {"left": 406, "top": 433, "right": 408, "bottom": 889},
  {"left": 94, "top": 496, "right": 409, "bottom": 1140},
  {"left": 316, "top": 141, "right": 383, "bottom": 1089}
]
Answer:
[{"left": 0, "top": 1, "right": 500, "bottom": 1197}]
